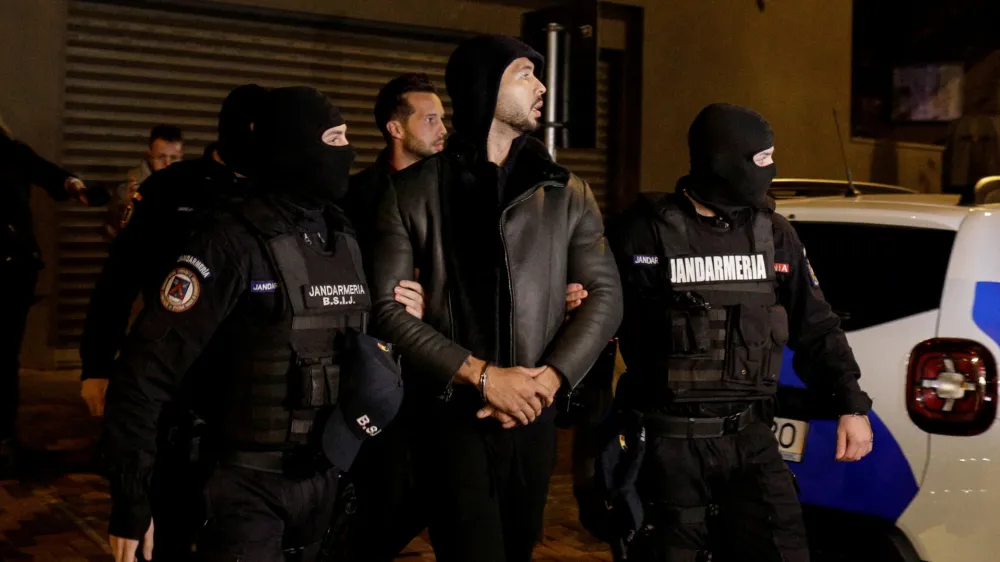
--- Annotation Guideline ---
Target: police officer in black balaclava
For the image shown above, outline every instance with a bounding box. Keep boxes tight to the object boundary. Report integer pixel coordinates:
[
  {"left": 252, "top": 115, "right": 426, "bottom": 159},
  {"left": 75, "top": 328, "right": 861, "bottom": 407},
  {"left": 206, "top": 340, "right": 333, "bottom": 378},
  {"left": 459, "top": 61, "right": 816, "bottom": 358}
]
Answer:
[
  {"left": 82, "top": 84, "right": 267, "bottom": 562},
  {"left": 598, "top": 103, "right": 875, "bottom": 561},
  {"left": 101, "top": 86, "right": 403, "bottom": 562},
  {"left": 81, "top": 83, "right": 267, "bottom": 415}
]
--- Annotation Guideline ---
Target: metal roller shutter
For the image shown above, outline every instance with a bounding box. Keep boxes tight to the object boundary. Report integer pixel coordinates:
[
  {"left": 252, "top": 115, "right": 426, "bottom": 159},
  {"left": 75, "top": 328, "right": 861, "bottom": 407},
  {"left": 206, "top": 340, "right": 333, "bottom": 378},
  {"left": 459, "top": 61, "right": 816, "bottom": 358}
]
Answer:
[{"left": 56, "top": 0, "right": 612, "bottom": 349}]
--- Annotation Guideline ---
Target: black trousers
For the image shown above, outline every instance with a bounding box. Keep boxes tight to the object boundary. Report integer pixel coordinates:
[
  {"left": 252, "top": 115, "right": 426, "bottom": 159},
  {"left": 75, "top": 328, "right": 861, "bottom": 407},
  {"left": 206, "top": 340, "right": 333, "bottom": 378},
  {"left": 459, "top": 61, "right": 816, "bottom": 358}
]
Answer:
[
  {"left": 630, "top": 420, "right": 809, "bottom": 562},
  {"left": 415, "top": 409, "right": 558, "bottom": 562},
  {"left": 196, "top": 464, "right": 340, "bottom": 562},
  {"left": 346, "top": 412, "right": 427, "bottom": 562},
  {"left": 0, "top": 264, "right": 37, "bottom": 442}
]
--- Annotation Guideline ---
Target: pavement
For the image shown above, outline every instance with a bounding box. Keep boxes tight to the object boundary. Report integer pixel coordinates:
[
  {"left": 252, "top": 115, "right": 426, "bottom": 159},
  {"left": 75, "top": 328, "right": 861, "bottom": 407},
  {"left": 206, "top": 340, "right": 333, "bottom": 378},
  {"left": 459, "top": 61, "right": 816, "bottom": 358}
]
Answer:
[{"left": 0, "top": 369, "right": 612, "bottom": 561}]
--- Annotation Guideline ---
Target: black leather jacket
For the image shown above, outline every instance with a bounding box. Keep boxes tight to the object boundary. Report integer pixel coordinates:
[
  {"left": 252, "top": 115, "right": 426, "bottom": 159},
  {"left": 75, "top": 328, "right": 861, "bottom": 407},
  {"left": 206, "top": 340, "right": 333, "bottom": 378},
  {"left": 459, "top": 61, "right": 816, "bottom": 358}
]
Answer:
[{"left": 369, "top": 137, "right": 623, "bottom": 402}]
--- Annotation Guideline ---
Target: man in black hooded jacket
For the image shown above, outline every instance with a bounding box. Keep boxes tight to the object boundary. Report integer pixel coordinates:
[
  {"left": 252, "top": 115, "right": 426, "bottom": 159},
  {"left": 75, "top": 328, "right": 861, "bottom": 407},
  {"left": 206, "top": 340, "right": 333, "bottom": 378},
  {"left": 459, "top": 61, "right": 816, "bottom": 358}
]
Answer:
[
  {"left": 603, "top": 103, "right": 874, "bottom": 561},
  {"left": 369, "top": 34, "right": 623, "bottom": 561},
  {"left": 102, "top": 86, "right": 403, "bottom": 562}
]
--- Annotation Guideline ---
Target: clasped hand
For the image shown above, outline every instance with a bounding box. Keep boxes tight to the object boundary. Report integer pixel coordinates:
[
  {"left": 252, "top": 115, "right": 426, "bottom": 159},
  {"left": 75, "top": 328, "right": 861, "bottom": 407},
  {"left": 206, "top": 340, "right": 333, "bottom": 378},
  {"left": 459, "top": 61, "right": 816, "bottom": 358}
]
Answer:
[{"left": 475, "top": 365, "right": 563, "bottom": 429}]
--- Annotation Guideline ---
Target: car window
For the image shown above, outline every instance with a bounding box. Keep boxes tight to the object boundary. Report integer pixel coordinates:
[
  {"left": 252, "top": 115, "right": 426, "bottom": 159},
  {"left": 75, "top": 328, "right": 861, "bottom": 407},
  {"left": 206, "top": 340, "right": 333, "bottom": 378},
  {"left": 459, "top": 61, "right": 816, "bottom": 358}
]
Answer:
[{"left": 788, "top": 221, "right": 956, "bottom": 331}]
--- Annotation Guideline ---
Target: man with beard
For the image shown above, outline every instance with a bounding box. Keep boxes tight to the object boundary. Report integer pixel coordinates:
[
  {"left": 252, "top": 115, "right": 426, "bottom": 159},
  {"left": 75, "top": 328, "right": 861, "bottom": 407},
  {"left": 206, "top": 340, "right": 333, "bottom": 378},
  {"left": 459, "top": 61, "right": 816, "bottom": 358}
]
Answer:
[
  {"left": 1, "top": 112, "right": 91, "bottom": 473},
  {"left": 345, "top": 73, "right": 446, "bottom": 254},
  {"left": 340, "top": 72, "right": 443, "bottom": 562},
  {"left": 106, "top": 125, "right": 185, "bottom": 239},
  {"left": 342, "top": 73, "right": 596, "bottom": 562},
  {"left": 369, "top": 35, "right": 623, "bottom": 562},
  {"left": 602, "top": 103, "right": 874, "bottom": 561},
  {"left": 102, "top": 86, "right": 406, "bottom": 562}
]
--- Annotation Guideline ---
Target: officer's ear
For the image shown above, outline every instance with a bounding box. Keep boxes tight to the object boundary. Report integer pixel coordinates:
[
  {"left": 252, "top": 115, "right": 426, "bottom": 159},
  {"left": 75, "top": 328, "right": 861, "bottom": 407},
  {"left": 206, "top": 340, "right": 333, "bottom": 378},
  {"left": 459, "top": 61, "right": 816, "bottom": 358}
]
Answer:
[
  {"left": 249, "top": 122, "right": 254, "bottom": 132},
  {"left": 386, "top": 120, "right": 405, "bottom": 142}
]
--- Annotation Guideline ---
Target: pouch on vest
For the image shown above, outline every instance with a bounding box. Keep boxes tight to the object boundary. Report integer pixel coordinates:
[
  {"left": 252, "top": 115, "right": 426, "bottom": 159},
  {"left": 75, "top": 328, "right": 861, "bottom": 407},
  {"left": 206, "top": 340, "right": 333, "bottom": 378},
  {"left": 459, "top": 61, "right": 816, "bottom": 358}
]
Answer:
[
  {"left": 668, "top": 292, "right": 713, "bottom": 355},
  {"left": 725, "top": 303, "right": 788, "bottom": 387},
  {"left": 298, "top": 356, "right": 341, "bottom": 408}
]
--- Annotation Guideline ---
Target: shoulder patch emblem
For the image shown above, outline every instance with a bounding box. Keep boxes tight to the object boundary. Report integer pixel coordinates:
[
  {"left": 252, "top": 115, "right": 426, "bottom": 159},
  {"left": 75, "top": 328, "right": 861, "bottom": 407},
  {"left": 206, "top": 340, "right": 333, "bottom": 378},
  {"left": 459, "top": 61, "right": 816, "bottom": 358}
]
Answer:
[
  {"left": 160, "top": 267, "right": 201, "bottom": 312},
  {"left": 178, "top": 255, "right": 212, "bottom": 279},
  {"left": 806, "top": 260, "right": 820, "bottom": 287}
]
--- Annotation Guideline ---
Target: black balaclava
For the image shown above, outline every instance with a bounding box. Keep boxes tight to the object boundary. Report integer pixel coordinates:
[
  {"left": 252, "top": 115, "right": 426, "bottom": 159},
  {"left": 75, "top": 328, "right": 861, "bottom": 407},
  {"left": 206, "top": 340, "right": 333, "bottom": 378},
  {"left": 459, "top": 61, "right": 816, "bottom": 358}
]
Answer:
[
  {"left": 445, "top": 34, "right": 543, "bottom": 151},
  {"left": 254, "top": 86, "right": 355, "bottom": 205},
  {"left": 683, "top": 103, "right": 777, "bottom": 217},
  {"left": 216, "top": 84, "right": 268, "bottom": 177}
]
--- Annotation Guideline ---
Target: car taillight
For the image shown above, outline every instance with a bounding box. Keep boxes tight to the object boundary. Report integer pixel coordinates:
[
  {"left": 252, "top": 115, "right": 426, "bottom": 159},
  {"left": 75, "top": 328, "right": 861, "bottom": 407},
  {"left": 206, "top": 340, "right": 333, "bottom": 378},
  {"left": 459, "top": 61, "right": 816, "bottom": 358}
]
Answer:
[{"left": 906, "top": 338, "right": 997, "bottom": 436}]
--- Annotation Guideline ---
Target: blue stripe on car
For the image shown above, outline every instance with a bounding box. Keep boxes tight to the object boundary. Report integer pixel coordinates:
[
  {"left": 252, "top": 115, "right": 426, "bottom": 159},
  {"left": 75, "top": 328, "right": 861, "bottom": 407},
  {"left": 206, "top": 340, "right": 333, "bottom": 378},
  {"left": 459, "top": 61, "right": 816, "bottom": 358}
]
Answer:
[
  {"left": 778, "top": 348, "right": 919, "bottom": 521},
  {"left": 973, "top": 282, "right": 1000, "bottom": 348}
]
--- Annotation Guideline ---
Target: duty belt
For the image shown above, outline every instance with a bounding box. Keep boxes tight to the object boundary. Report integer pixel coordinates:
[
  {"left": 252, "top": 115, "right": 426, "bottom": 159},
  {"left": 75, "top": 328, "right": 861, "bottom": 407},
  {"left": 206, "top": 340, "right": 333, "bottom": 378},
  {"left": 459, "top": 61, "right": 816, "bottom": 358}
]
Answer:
[
  {"left": 643, "top": 406, "right": 756, "bottom": 439},
  {"left": 220, "top": 448, "right": 331, "bottom": 476}
]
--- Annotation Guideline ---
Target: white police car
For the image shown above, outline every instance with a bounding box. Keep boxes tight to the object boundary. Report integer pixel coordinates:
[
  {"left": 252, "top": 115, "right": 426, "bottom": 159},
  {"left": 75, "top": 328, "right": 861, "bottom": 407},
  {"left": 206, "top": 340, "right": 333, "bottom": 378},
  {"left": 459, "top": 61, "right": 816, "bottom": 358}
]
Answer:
[{"left": 770, "top": 194, "right": 1000, "bottom": 562}]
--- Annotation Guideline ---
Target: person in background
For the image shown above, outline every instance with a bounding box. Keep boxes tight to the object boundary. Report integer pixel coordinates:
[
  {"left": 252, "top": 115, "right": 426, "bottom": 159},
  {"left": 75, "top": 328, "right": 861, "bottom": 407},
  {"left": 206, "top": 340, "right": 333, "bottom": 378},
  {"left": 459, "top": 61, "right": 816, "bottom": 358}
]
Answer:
[
  {"left": 344, "top": 72, "right": 446, "bottom": 253},
  {"left": 342, "top": 71, "right": 447, "bottom": 562},
  {"left": 105, "top": 124, "right": 184, "bottom": 239},
  {"left": 0, "top": 110, "right": 91, "bottom": 474},
  {"left": 341, "top": 71, "right": 593, "bottom": 562}
]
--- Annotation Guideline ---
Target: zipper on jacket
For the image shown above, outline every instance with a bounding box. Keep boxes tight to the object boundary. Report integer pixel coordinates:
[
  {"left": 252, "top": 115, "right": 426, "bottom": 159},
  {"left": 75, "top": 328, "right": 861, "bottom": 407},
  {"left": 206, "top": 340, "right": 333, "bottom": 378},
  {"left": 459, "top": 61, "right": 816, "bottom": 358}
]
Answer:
[{"left": 498, "top": 181, "right": 562, "bottom": 363}]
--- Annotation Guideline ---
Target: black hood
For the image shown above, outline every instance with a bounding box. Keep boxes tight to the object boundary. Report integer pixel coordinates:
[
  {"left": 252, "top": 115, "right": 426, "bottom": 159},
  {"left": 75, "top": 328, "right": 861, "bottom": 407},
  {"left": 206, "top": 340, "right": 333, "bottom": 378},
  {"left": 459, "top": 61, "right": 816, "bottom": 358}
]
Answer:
[
  {"left": 216, "top": 83, "right": 268, "bottom": 178},
  {"left": 682, "top": 103, "right": 777, "bottom": 218},
  {"left": 445, "top": 34, "right": 543, "bottom": 150},
  {"left": 254, "top": 86, "right": 355, "bottom": 207}
]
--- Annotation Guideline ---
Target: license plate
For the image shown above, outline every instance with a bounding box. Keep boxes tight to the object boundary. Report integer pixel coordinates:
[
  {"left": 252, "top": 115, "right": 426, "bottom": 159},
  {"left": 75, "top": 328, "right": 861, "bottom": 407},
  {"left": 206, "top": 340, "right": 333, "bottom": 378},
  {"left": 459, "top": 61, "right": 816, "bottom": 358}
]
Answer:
[{"left": 771, "top": 417, "right": 809, "bottom": 462}]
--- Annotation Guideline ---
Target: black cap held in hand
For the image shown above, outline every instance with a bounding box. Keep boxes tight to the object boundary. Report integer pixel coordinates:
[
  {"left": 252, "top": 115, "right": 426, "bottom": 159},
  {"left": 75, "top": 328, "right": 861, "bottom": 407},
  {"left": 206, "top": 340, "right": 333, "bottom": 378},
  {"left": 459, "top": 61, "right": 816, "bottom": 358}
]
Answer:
[
  {"left": 321, "top": 332, "right": 404, "bottom": 471},
  {"left": 684, "top": 103, "right": 777, "bottom": 216},
  {"left": 445, "top": 34, "right": 543, "bottom": 147}
]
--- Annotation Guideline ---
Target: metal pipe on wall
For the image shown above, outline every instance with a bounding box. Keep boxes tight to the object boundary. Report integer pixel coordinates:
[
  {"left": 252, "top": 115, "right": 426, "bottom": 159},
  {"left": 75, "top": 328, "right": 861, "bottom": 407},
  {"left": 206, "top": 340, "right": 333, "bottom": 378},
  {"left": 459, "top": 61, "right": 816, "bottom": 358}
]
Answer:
[{"left": 544, "top": 22, "right": 562, "bottom": 161}]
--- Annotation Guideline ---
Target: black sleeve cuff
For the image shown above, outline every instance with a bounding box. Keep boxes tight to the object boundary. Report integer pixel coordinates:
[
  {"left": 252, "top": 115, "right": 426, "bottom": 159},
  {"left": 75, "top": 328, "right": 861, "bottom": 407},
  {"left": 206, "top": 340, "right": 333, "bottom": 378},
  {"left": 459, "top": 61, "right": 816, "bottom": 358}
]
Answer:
[{"left": 835, "top": 390, "right": 873, "bottom": 416}]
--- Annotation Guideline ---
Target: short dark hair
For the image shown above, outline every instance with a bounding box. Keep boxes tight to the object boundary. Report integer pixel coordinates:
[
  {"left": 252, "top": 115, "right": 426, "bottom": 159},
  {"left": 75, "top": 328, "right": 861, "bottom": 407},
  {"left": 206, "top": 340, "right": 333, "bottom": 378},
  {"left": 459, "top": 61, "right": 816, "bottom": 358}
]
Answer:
[
  {"left": 373, "top": 73, "right": 439, "bottom": 144},
  {"left": 148, "top": 124, "right": 183, "bottom": 146}
]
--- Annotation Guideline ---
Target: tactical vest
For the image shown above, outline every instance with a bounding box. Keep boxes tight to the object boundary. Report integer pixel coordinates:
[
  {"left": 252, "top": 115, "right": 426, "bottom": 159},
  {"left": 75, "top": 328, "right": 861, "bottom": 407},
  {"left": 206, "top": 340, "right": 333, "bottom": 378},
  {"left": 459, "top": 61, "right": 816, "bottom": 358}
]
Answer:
[
  {"left": 221, "top": 199, "right": 370, "bottom": 450},
  {"left": 642, "top": 200, "right": 789, "bottom": 402}
]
